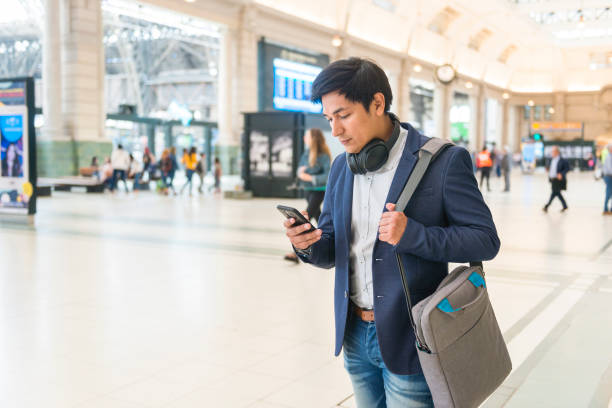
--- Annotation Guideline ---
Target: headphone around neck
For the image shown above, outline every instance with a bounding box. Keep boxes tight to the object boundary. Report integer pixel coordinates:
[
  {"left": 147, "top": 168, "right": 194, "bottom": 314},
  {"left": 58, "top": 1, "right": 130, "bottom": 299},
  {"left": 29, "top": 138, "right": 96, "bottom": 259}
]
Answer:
[{"left": 346, "top": 113, "right": 401, "bottom": 175}]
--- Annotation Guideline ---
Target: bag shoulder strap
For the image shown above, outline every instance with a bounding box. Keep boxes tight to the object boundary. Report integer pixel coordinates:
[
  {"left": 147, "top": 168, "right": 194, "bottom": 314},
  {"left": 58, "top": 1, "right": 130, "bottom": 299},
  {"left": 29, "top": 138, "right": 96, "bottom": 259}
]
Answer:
[
  {"left": 395, "top": 137, "right": 453, "bottom": 212},
  {"left": 394, "top": 137, "right": 484, "bottom": 353}
]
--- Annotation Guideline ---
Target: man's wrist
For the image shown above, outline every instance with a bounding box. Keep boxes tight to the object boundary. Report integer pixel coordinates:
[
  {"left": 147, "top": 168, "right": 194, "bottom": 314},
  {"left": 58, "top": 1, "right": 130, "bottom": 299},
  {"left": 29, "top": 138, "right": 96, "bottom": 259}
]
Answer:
[{"left": 294, "top": 245, "right": 312, "bottom": 257}]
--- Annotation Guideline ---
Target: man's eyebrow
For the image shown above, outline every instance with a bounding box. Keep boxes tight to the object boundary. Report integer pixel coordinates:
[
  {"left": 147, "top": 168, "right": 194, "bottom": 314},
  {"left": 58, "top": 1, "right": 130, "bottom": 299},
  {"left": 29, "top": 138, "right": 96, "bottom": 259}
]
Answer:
[{"left": 323, "top": 107, "right": 347, "bottom": 117}]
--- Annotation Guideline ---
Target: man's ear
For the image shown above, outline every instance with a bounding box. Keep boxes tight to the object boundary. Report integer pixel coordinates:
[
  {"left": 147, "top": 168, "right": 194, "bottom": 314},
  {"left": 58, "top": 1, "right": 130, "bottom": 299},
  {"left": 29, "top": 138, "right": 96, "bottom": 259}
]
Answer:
[{"left": 369, "top": 92, "right": 386, "bottom": 116}]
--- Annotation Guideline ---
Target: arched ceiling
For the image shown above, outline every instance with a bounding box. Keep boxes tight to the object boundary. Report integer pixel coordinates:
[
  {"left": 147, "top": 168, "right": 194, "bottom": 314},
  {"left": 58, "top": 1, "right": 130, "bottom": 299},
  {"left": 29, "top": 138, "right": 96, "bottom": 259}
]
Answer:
[
  {"left": 4, "top": 0, "right": 612, "bottom": 93},
  {"left": 252, "top": 0, "right": 612, "bottom": 93}
]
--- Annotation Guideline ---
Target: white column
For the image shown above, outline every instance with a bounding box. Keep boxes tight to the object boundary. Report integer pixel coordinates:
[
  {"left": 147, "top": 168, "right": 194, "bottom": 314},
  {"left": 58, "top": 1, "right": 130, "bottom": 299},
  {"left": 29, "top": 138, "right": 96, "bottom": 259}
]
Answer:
[
  {"left": 396, "top": 59, "right": 411, "bottom": 120},
  {"left": 472, "top": 85, "right": 485, "bottom": 151},
  {"left": 501, "top": 100, "right": 508, "bottom": 147},
  {"left": 61, "top": 0, "right": 105, "bottom": 141},
  {"left": 42, "top": 0, "right": 63, "bottom": 140},
  {"left": 553, "top": 92, "right": 565, "bottom": 122},
  {"left": 434, "top": 83, "right": 451, "bottom": 140},
  {"left": 217, "top": 26, "right": 235, "bottom": 146}
]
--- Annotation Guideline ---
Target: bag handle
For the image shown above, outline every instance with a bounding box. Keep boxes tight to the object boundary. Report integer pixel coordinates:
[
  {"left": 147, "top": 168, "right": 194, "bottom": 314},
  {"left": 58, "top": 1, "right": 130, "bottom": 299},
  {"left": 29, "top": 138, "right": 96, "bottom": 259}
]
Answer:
[{"left": 393, "top": 138, "right": 482, "bottom": 353}]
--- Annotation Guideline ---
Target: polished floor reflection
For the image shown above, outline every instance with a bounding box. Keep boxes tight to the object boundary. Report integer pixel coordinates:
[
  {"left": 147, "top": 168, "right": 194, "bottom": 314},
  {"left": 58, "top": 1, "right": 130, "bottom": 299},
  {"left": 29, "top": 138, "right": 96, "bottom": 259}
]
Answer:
[{"left": 0, "top": 170, "right": 611, "bottom": 407}]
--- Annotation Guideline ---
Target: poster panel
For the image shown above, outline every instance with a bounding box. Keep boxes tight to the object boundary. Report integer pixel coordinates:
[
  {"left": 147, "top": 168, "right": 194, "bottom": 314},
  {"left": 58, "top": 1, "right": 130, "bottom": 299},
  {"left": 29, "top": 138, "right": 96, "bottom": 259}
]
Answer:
[{"left": 0, "top": 78, "right": 35, "bottom": 215}]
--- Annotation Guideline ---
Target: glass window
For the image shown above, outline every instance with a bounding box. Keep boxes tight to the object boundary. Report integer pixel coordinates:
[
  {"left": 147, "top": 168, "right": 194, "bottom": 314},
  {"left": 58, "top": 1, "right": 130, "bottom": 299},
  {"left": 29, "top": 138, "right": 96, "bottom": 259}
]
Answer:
[
  {"left": 524, "top": 106, "right": 531, "bottom": 120},
  {"left": 534, "top": 105, "right": 542, "bottom": 121},
  {"left": 408, "top": 78, "right": 435, "bottom": 135},
  {"left": 450, "top": 92, "right": 470, "bottom": 146},
  {"left": 544, "top": 105, "right": 553, "bottom": 120}
]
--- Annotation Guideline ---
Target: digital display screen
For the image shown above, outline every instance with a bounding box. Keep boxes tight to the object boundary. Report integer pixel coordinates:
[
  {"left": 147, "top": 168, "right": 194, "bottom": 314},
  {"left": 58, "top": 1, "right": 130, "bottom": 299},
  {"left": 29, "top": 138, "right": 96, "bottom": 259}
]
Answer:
[{"left": 272, "top": 58, "right": 322, "bottom": 113}]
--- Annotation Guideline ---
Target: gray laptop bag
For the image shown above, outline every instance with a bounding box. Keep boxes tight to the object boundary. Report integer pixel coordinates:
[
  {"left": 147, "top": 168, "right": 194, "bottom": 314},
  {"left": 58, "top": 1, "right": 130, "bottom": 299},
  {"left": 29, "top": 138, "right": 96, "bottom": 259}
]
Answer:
[{"left": 395, "top": 138, "right": 512, "bottom": 408}]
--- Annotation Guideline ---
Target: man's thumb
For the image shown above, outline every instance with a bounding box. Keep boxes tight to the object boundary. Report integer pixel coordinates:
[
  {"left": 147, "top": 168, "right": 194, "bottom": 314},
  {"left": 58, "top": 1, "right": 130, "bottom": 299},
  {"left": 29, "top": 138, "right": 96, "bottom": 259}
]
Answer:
[{"left": 386, "top": 203, "right": 396, "bottom": 211}]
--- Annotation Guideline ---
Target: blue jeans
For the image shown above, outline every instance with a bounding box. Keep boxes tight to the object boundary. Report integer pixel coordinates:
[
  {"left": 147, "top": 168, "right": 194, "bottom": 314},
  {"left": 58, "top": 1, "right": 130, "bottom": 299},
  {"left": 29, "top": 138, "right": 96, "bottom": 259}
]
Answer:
[
  {"left": 111, "top": 169, "right": 128, "bottom": 192},
  {"left": 604, "top": 175, "right": 612, "bottom": 211},
  {"left": 343, "top": 314, "right": 433, "bottom": 408}
]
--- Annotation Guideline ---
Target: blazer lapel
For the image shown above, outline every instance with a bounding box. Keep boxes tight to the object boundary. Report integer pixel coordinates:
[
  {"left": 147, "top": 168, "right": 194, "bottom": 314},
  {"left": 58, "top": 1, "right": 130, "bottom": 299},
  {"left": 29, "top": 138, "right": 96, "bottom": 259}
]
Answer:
[{"left": 341, "top": 164, "right": 354, "bottom": 245}]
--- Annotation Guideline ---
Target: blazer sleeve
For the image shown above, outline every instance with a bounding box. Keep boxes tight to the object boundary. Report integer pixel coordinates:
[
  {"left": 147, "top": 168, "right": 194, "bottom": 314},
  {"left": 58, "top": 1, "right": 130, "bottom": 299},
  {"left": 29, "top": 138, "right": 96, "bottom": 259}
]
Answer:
[
  {"left": 560, "top": 159, "right": 570, "bottom": 177},
  {"left": 394, "top": 147, "right": 500, "bottom": 263}
]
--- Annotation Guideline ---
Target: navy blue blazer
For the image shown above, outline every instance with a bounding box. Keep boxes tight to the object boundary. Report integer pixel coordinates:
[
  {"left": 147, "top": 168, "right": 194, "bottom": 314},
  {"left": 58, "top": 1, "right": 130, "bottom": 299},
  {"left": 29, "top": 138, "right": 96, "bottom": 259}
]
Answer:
[
  {"left": 298, "top": 123, "right": 500, "bottom": 375},
  {"left": 547, "top": 156, "right": 570, "bottom": 191}
]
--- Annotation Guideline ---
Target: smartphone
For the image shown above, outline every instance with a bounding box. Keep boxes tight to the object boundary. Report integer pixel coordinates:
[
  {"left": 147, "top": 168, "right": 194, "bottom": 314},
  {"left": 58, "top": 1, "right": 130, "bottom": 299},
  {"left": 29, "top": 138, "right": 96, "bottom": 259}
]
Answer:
[{"left": 276, "top": 205, "right": 315, "bottom": 232}]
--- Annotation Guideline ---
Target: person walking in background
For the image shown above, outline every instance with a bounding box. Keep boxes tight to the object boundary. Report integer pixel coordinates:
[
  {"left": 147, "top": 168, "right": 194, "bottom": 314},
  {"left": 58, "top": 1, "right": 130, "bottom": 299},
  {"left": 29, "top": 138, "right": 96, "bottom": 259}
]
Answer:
[
  {"left": 603, "top": 144, "right": 612, "bottom": 215},
  {"left": 501, "top": 146, "right": 511, "bottom": 192},
  {"left": 476, "top": 145, "right": 493, "bottom": 192},
  {"left": 110, "top": 144, "right": 130, "bottom": 192},
  {"left": 142, "top": 147, "right": 156, "bottom": 182},
  {"left": 90, "top": 156, "right": 100, "bottom": 181},
  {"left": 101, "top": 157, "right": 113, "bottom": 190},
  {"left": 213, "top": 157, "right": 222, "bottom": 193},
  {"left": 284, "top": 128, "right": 332, "bottom": 263},
  {"left": 491, "top": 143, "right": 501, "bottom": 178},
  {"left": 195, "top": 153, "right": 206, "bottom": 194},
  {"left": 180, "top": 147, "right": 198, "bottom": 195},
  {"left": 129, "top": 154, "right": 144, "bottom": 191},
  {"left": 167, "top": 146, "right": 178, "bottom": 194},
  {"left": 543, "top": 145, "right": 570, "bottom": 213},
  {"left": 159, "top": 149, "right": 173, "bottom": 195}
]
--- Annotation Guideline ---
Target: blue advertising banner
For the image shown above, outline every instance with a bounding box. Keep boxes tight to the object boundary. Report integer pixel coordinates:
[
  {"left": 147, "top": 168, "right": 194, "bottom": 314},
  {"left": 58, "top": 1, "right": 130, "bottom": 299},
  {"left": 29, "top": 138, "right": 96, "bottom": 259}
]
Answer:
[{"left": 0, "top": 78, "right": 36, "bottom": 215}]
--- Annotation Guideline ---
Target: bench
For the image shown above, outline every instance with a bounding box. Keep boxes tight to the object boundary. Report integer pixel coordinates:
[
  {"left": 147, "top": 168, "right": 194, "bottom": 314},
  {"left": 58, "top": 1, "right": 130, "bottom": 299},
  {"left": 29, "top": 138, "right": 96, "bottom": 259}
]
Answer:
[
  {"left": 36, "top": 182, "right": 53, "bottom": 197},
  {"left": 39, "top": 177, "right": 105, "bottom": 193}
]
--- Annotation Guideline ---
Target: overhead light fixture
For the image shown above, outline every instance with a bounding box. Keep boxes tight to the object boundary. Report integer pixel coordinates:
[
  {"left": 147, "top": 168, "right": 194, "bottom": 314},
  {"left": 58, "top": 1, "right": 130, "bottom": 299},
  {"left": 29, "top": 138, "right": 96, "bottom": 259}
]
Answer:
[
  {"left": 502, "top": 92, "right": 510, "bottom": 100},
  {"left": 465, "top": 81, "right": 473, "bottom": 89},
  {"left": 527, "top": 100, "right": 535, "bottom": 107},
  {"left": 332, "top": 35, "right": 343, "bottom": 48},
  {"left": 548, "top": 107, "right": 555, "bottom": 114},
  {"left": 185, "top": 0, "right": 196, "bottom": 3},
  {"left": 413, "top": 64, "right": 422, "bottom": 73}
]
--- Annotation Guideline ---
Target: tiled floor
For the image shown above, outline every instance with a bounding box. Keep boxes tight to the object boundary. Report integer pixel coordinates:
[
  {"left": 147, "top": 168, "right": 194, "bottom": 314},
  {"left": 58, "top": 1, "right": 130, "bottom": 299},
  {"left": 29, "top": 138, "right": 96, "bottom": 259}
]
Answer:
[{"left": 1, "top": 170, "right": 611, "bottom": 407}]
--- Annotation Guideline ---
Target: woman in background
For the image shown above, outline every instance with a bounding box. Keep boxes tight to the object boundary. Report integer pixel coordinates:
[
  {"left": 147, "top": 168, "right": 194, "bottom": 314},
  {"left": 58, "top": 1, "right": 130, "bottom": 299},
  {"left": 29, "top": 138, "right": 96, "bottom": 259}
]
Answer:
[{"left": 284, "top": 128, "right": 331, "bottom": 263}]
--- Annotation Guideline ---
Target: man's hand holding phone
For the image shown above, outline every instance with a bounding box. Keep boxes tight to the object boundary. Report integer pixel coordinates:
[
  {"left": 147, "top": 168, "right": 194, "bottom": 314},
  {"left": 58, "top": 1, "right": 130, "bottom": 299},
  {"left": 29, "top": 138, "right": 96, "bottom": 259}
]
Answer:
[{"left": 282, "top": 209, "right": 323, "bottom": 250}]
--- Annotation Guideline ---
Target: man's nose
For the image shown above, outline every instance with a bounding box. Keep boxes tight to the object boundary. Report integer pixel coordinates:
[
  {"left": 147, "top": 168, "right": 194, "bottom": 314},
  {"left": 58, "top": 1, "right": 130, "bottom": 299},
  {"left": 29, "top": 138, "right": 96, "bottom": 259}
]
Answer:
[{"left": 331, "top": 120, "right": 343, "bottom": 137}]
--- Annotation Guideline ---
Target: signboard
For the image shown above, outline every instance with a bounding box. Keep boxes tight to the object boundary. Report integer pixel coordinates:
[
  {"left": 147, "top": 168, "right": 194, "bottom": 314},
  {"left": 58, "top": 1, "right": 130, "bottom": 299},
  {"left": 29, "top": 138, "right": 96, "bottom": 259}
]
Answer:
[
  {"left": 272, "top": 59, "right": 322, "bottom": 113},
  {"left": 0, "top": 78, "right": 36, "bottom": 215},
  {"left": 258, "top": 39, "right": 329, "bottom": 113},
  {"left": 531, "top": 122, "right": 582, "bottom": 132}
]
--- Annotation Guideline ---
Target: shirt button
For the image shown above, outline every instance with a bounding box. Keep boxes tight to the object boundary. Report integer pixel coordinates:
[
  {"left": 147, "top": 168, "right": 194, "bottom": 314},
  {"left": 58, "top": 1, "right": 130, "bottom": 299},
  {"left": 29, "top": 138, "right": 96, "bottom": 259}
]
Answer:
[{"left": 344, "top": 291, "right": 348, "bottom": 298}]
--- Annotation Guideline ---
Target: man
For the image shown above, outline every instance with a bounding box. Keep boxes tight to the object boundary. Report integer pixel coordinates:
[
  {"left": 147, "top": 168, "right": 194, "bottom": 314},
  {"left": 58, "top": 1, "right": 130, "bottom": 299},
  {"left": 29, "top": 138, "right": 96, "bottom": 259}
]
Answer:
[
  {"left": 196, "top": 153, "right": 206, "bottom": 194},
  {"left": 603, "top": 144, "right": 612, "bottom": 215},
  {"left": 110, "top": 144, "right": 130, "bottom": 192},
  {"left": 501, "top": 145, "right": 511, "bottom": 192},
  {"left": 476, "top": 145, "right": 493, "bottom": 192},
  {"left": 283, "top": 58, "right": 500, "bottom": 407},
  {"left": 543, "top": 145, "right": 569, "bottom": 213}
]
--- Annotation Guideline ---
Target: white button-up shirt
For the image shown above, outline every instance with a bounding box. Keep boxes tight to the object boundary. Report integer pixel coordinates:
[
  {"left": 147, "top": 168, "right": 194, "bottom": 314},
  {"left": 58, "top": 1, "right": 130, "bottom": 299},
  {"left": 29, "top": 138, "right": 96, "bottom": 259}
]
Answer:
[
  {"left": 549, "top": 156, "right": 560, "bottom": 179},
  {"left": 349, "top": 127, "right": 408, "bottom": 309}
]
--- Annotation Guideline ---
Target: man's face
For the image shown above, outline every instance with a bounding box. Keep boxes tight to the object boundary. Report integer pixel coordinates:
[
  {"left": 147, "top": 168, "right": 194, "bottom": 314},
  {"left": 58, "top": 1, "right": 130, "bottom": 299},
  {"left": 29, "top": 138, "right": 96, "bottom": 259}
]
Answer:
[
  {"left": 551, "top": 147, "right": 559, "bottom": 157},
  {"left": 321, "top": 92, "right": 381, "bottom": 154}
]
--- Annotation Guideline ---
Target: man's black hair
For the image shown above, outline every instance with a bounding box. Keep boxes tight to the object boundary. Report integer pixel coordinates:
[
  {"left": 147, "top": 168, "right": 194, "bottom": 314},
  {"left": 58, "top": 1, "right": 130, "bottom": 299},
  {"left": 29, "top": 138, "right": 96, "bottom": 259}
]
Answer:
[{"left": 311, "top": 57, "right": 393, "bottom": 113}]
